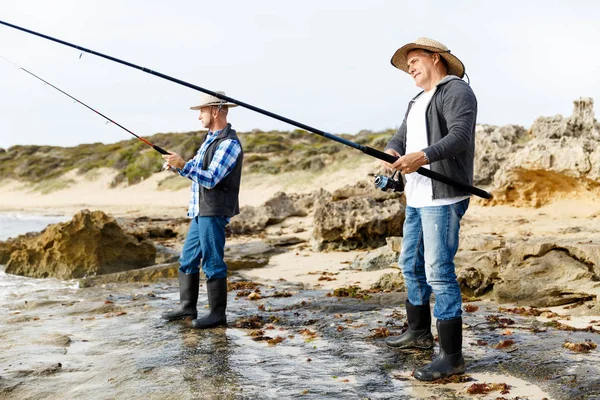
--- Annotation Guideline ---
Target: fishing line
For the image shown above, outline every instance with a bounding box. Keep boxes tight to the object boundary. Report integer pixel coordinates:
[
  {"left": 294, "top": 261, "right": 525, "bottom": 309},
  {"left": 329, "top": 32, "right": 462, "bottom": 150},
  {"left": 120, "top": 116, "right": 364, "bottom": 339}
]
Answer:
[{"left": 0, "top": 53, "right": 170, "bottom": 155}]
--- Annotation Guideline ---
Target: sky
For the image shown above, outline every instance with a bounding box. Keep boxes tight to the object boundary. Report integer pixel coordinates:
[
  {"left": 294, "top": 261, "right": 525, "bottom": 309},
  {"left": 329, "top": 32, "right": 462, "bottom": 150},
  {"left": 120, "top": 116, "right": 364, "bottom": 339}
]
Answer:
[{"left": 0, "top": 0, "right": 598, "bottom": 149}]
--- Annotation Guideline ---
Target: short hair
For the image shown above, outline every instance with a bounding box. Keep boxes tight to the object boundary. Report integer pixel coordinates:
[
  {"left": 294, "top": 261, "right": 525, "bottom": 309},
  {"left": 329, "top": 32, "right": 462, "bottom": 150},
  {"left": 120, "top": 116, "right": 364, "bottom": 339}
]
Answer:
[{"left": 211, "top": 105, "right": 229, "bottom": 115}]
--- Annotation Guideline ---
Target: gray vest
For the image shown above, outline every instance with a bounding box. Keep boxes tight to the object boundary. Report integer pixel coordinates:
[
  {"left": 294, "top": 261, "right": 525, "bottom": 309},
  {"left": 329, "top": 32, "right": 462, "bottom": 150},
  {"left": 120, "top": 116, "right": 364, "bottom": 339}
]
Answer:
[{"left": 198, "top": 124, "right": 243, "bottom": 217}]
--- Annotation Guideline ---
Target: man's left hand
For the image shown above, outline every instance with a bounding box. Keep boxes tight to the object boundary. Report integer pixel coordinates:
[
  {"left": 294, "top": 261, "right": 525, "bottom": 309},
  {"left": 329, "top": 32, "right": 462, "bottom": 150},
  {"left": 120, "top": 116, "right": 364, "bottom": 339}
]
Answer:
[
  {"left": 162, "top": 152, "right": 185, "bottom": 170},
  {"left": 398, "top": 151, "right": 428, "bottom": 174}
]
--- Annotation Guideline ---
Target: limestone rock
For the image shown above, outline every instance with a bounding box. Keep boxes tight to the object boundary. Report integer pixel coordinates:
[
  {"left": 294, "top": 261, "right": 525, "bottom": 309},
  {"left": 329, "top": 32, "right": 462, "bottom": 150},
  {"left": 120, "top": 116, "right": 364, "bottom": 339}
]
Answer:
[
  {"left": 350, "top": 237, "right": 402, "bottom": 271},
  {"left": 78, "top": 262, "right": 179, "bottom": 287},
  {"left": 455, "top": 250, "right": 503, "bottom": 297},
  {"left": 117, "top": 216, "right": 188, "bottom": 241},
  {"left": 311, "top": 194, "right": 405, "bottom": 250},
  {"left": 2, "top": 210, "right": 156, "bottom": 279},
  {"left": 474, "top": 124, "right": 530, "bottom": 185},
  {"left": 228, "top": 191, "right": 330, "bottom": 234},
  {"left": 453, "top": 236, "right": 600, "bottom": 305},
  {"left": 495, "top": 250, "right": 599, "bottom": 307},
  {"left": 371, "top": 272, "right": 405, "bottom": 291},
  {"left": 459, "top": 235, "right": 505, "bottom": 251},
  {"left": 331, "top": 180, "right": 402, "bottom": 201},
  {"left": 493, "top": 239, "right": 600, "bottom": 307},
  {"left": 224, "top": 241, "right": 283, "bottom": 271},
  {"left": 386, "top": 236, "right": 403, "bottom": 253},
  {"left": 350, "top": 247, "right": 398, "bottom": 272},
  {"left": 154, "top": 244, "right": 180, "bottom": 264},
  {"left": 485, "top": 98, "right": 600, "bottom": 207}
]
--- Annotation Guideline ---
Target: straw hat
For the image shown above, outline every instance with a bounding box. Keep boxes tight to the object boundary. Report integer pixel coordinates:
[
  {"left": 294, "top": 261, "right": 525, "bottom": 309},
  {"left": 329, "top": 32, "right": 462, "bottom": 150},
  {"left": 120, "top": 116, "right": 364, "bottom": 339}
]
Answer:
[
  {"left": 390, "top": 38, "right": 465, "bottom": 78},
  {"left": 190, "top": 91, "right": 238, "bottom": 110}
]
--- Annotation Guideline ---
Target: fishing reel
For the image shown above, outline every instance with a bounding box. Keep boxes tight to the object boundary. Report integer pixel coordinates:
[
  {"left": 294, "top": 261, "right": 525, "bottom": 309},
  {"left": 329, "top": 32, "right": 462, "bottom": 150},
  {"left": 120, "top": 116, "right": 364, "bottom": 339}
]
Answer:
[{"left": 374, "top": 170, "right": 404, "bottom": 193}]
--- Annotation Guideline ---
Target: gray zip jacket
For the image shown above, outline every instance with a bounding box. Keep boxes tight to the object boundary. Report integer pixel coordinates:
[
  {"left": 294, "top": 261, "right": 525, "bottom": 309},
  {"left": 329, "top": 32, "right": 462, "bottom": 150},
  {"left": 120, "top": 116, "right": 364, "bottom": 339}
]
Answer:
[{"left": 385, "top": 75, "right": 477, "bottom": 199}]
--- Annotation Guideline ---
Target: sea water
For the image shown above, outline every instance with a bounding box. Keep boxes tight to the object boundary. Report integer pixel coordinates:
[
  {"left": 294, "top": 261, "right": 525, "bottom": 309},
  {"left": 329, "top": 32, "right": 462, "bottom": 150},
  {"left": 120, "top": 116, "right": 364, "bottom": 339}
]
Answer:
[
  {"left": 0, "top": 212, "right": 74, "bottom": 300},
  {"left": 0, "top": 212, "right": 70, "bottom": 241}
]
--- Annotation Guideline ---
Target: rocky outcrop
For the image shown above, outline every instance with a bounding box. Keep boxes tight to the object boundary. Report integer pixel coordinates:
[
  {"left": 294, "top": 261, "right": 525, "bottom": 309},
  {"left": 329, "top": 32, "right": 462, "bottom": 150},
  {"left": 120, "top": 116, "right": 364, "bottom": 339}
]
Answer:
[
  {"left": 78, "top": 240, "right": 289, "bottom": 287},
  {"left": 485, "top": 98, "right": 600, "bottom": 207},
  {"left": 224, "top": 241, "right": 284, "bottom": 270},
  {"left": 311, "top": 181, "right": 405, "bottom": 250},
  {"left": 474, "top": 124, "right": 530, "bottom": 185},
  {"left": 1, "top": 210, "right": 156, "bottom": 279},
  {"left": 117, "top": 216, "right": 189, "bottom": 241},
  {"left": 228, "top": 191, "right": 329, "bottom": 234},
  {"left": 457, "top": 238, "right": 600, "bottom": 306},
  {"left": 78, "top": 262, "right": 179, "bottom": 287},
  {"left": 351, "top": 237, "right": 402, "bottom": 271},
  {"left": 455, "top": 249, "right": 508, "bottom": 297},
  {"left": 371, "top": 271, "right": 405, "bottom": 291},
  {"left": 367, "top": 234, "right": 600, "bottom": 308},
  {"left": 227, "top": 183, "right": 406, "bottom": 251},
  {"left": 493, "top": 239, "right": 600, "bottom": 307}
]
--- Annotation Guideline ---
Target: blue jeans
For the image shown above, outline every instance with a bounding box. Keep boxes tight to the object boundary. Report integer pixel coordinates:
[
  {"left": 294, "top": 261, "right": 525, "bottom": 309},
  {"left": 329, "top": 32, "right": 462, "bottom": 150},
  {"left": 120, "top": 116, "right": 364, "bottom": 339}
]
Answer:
[
  {"left": 179, "top": 216, "right": 229, "bottom": 280},
  {"left": 399, "top": 198, "right": 469, "bottom": 320}
]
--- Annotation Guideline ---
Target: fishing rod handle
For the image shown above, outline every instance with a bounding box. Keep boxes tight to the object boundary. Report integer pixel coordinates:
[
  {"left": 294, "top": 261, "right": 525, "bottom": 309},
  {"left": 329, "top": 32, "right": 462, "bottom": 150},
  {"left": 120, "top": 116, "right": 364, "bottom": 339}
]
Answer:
[{"left": 152, "top": 145, "right": 169, "bottom": 155}]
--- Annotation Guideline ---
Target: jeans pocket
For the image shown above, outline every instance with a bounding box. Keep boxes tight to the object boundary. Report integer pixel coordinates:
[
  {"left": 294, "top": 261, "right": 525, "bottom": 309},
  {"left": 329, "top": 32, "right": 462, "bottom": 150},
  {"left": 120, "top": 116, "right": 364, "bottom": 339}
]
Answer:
[{"left": 451, "top": 198, "right": 470, "bottom": 219}]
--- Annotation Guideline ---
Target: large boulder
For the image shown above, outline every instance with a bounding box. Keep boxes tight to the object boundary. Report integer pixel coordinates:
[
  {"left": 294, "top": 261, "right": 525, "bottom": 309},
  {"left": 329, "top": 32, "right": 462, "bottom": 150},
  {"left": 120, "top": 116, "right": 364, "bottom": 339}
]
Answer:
[
  {"left": 1, "top": 210, "right": 156, "bottom": 279},
  {"left": 493, "top": 239, "right": 600, "bottom": 307},
  {"left": 312, "top": 181, "right": 405, "bottom": 250}
]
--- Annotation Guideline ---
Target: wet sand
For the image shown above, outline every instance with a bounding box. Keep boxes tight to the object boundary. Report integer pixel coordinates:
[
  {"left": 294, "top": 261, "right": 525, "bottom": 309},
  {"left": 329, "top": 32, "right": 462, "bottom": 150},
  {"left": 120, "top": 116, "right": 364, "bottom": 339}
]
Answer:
[{"left": 4, "top": 272, "right": 596, "bottom": 400}]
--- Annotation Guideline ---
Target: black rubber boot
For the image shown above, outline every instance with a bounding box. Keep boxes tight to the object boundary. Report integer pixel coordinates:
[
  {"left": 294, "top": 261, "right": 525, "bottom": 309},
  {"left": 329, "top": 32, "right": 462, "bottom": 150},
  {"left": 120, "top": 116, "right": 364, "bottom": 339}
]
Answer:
[
  {"left": 161, "top": 271, "right": 199, "bottom": 320},
  {"left": 385, "top": 300, "right": 434, "bottom": 349},
  {"left": 414, "top": 317, "right": 465, "bottom": 381},
  {"left": 192, "top": 278, "right": 227, "bottom": 329}
]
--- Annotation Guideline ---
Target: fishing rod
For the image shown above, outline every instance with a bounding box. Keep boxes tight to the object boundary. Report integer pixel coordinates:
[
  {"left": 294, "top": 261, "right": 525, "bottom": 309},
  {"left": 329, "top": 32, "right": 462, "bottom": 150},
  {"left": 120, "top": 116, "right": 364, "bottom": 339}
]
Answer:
[
  {"left": 0, "top": 54, "right": 170, "bottom": 156},
  {"left": 0, "top": 19, "right": 492, "bottom": 199}
]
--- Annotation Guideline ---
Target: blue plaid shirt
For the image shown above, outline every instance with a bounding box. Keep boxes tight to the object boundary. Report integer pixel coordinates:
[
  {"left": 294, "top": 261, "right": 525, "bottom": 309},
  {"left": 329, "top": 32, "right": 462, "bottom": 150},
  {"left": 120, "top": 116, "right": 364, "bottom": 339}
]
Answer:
[{"left": 179, "top": 129, "right": 242, "bottom": 218}]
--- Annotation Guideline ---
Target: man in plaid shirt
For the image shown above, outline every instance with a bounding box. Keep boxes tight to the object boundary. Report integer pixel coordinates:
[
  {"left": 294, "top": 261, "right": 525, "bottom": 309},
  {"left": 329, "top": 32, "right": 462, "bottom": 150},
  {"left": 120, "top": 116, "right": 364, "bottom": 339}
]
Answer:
[{"left": 161, "top": 91, "right": 243, "bottom": 329}]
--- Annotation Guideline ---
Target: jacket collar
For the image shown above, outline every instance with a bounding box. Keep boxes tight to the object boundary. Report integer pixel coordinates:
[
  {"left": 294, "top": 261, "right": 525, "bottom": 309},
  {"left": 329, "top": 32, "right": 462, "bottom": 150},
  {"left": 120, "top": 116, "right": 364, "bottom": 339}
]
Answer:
[
  {"left": 207, "top": 123, "right": 232, "bottom": 140},
  {"left": 410, "top": 75, "right": 462, "bottom": 102}
]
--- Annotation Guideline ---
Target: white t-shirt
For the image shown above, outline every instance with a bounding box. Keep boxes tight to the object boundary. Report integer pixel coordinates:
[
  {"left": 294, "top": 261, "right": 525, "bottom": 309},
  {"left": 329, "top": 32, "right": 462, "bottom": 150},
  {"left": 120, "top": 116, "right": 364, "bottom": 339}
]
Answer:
[{"left": 405, "top": 88, "right": 469, "bottom": 208}]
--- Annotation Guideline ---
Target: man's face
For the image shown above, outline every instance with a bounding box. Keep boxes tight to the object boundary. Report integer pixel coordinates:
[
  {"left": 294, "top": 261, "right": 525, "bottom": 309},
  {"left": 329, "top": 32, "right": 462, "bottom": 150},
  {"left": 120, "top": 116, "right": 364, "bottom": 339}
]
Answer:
[
  {"left": 198, "top": 106, "right": 213, "bottom": 129},
  {"left": 406, "top": 49, "right": 436, "bottom": 89}
]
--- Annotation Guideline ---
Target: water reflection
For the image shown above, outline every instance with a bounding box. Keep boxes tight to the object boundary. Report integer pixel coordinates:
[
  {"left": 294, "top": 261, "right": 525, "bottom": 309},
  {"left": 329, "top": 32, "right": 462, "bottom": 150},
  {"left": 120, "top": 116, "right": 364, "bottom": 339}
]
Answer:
[{"left": 180, "top": 328, "right": 240, "bottom": 398}]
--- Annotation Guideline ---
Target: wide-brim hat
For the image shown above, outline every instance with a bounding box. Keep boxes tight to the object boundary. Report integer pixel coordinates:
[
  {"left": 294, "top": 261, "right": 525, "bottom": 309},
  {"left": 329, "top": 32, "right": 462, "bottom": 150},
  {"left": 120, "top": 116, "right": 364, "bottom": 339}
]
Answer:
[
  {"left": 390, "top": 37, "right": 465, "bottom": 79},
  {"left": 190, "top": 91, "right": 238, "bottom": 110}
]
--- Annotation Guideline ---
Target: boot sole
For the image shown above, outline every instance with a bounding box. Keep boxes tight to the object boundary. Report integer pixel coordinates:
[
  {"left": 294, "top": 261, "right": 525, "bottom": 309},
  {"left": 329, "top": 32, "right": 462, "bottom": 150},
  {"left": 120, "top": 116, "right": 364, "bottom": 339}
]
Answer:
[
  {"left": 191, "top": 321, "right": 227, "bottom": 329},
  {"left": 162, "top": 314, "right": 198, "bottom": 321},
  {"left": 385, "top": 342, "right": 434, "bottom": 350},
  {"left": 414, "top": 367, "right": 465, "bottom": 381}
]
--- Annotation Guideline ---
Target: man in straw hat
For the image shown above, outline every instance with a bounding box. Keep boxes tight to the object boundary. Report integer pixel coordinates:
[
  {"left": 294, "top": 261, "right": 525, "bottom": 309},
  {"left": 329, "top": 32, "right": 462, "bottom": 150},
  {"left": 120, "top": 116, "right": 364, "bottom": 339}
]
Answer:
[
  {"left": 381, "top": 38, "right": 477, "bottom": 380},
  {"left": 161, "top": 91, "right": 243, "bottom": 329}
]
